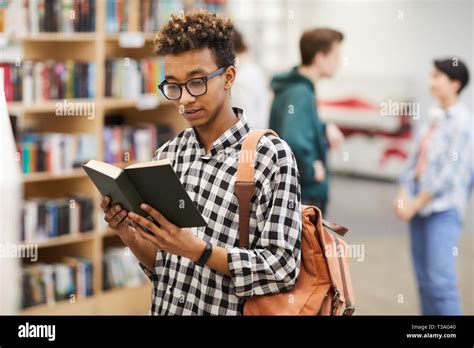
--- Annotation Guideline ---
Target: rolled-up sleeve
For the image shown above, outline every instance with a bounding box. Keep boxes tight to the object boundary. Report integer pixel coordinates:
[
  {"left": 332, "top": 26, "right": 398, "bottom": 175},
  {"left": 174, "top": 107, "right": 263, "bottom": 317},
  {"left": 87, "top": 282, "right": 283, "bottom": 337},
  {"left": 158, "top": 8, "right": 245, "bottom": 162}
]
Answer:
[
  {"left": 139, "top": 249, "right": 167, "bottom": 281},
  {"left": 139, "top": 262, "right": 154, "bottom": 280},
  {"left": 227, "top": 153, "right": 302, "bottom": 299}
]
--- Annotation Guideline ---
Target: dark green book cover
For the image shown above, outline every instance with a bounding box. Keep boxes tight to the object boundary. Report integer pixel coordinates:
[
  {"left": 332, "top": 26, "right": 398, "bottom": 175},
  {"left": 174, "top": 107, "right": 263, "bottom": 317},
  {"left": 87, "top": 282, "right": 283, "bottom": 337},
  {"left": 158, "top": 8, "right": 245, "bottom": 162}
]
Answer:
[{"left": 82, "top": 159, "right": 206, "bottom": 228}]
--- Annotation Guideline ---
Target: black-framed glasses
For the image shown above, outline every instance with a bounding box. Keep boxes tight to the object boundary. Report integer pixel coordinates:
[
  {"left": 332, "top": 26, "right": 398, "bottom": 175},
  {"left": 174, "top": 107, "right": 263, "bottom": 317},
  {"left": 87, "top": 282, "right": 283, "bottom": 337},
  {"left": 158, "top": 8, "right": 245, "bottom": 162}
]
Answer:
[{"left": 158, "top": 67, "right": 226, "bottom": 100}]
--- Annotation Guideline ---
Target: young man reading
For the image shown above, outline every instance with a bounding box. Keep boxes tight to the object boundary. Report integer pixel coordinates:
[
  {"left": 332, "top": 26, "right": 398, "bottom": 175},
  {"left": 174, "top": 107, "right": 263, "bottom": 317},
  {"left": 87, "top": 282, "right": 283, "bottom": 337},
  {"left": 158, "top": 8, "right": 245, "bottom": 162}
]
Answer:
[{"left": 100, "top": 10, "right": 302, "bottom": 315}]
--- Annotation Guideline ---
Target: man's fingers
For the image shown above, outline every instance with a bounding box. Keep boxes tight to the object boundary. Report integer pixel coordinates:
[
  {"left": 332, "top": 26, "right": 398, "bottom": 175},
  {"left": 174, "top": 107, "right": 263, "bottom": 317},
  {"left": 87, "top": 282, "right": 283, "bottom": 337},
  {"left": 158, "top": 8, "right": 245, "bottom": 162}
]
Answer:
[
  {"left": 105, "top": 204, "right": 123, "bottom": 221},
  {"left": 100, "top": 196, "right": 111, "bottom": 210},
  {"left": 140, "top": 203, "right": 172, "bottom": 230},
  {"left": 129, "top": 219, "right": 139, "bottom": 229},
  {"left": 128, "top": 211, "right": 161, "bottom": 235},
  {"left": 118, "top": 216, "right": 132, "bottom": 228},
  {"left": 109, "top": 210, "right": 127, "bottom": 228},
  {"left": 105, "top": 210, "right": 118, "bottom": 223},
  {"left": 109, "top": 209, "right": 128, "bottom": 228},
  {"left": 135, "top": 226, "right": 161, "bottom": 248},
  {"left": 129, "top": 220, "right": 151, "bottom": 237}
]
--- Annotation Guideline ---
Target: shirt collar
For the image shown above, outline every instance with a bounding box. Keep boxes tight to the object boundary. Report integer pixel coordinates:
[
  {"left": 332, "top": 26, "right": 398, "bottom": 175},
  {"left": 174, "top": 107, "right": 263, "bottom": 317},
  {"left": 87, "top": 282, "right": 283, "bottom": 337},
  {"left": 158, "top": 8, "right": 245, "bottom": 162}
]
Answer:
[
  {"left": 189, "top": 107, "right": 251, "bottom": 157},
  {"left": 445, "top": 102, "right": 466, "bottom": 119}
]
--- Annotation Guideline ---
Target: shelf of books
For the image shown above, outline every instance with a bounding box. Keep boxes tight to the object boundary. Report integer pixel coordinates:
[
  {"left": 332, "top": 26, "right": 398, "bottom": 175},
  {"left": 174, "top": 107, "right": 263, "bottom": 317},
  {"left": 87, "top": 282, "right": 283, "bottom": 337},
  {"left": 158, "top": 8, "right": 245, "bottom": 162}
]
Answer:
[{"left": 1, "top": 0, "right": 227, "bottom": 315}]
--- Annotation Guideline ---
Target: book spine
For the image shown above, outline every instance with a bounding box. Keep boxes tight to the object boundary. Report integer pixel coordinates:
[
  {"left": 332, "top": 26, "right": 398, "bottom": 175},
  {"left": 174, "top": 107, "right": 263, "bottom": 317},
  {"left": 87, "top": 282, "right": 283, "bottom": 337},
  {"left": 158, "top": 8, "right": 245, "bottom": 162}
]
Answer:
[
  {"left": 88, "top": 62, "right": 95, "bottom": 98},
  {"left": 42, "top": 61, "right": 50, "bottom": 100},
  {"left": 89, "top": 0, "right": 95, "bottom": 32},
  {"left": 21, "top": 131, "right": 95, "bottom": 174},
  {"left": 104, "top": 57, "right": 164, "bottom": 98},
  {"left": 38, "top": 0, "right": 45, "bottom": 32},
  {"left": 65, "top": 60, "right": 74, "bottom": 99},
  {"left": 113, "top": 126, "right": 122, "bottom": 163}
]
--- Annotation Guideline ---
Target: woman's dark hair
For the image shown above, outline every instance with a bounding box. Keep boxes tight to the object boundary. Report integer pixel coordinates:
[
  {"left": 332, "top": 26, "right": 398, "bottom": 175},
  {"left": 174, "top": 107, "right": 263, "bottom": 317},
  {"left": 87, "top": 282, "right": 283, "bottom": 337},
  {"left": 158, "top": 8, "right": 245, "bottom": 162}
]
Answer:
[{"left": 434, "top": 58, "right": 470, "bottom": 94}]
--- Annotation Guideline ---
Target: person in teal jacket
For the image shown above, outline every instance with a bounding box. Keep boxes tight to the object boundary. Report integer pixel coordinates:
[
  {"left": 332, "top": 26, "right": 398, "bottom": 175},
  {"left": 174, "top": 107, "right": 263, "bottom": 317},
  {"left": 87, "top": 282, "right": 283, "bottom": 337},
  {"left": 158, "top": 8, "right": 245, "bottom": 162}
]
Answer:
[{"left": 270, "top": 28, "right": 345, "bottom": 214}]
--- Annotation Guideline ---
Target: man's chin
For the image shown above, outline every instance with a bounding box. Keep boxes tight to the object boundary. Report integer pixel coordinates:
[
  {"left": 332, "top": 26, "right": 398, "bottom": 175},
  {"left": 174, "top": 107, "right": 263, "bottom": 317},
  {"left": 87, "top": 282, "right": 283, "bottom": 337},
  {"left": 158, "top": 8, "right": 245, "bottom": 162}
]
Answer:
[{"left": 185, "top": 116, "right": 209, "bottom": 128}]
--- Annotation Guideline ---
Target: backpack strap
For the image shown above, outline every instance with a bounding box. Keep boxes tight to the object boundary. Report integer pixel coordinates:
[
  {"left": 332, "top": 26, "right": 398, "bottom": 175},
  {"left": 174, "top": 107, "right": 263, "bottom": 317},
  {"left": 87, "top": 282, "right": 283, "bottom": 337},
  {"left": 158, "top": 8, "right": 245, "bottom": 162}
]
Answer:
[
  {"left": 235, "top": 129, "right": 349, "bottom": 248},
  {"left": 322, "top": 220, "right": 349, "bottom": 236},
  {"left": 235, "top": 129, "right": 278, "bottom": 249}
]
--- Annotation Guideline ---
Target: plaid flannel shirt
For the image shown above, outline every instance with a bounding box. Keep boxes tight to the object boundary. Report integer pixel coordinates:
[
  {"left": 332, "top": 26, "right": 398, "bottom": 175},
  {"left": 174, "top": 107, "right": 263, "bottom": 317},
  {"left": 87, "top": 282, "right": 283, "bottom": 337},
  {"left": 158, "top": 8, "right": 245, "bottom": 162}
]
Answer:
[{"left": 139, "top": 108, "right": 302, "bottom": 315}]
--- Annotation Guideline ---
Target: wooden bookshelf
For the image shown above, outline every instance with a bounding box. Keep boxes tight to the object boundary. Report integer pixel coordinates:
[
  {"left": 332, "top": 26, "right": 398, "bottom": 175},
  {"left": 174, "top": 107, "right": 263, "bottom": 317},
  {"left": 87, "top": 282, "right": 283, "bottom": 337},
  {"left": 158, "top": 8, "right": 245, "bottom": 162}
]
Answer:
[
  {"left": 8, "top": 1, "right": 188, "bottom": 315},
  {"left": 104, "top": 32, "right": 156, "bottom": 42},
  {"left": 23, "top": 168, "right": 87, "bottom": 183},
  {"left": 8, "top": 98, "right": 95, "bottom": 114},
  {"left": 20, "top": 33, "right": 97, "bottom": 42},
  {"left": 21, "top": 283, "right": 152, "bottom": 316},
  {"left": 20, "top": 231, "right": 99, "bottom": 248},
  {"left": 102, "top": 96, "right": 174, "bottom": 110}
]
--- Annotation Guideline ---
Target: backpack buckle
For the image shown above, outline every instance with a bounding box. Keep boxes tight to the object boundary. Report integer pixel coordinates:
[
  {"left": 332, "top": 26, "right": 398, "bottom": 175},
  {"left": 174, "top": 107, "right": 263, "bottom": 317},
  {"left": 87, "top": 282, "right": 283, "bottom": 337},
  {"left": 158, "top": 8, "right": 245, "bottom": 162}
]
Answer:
[{"left": 343, "top": 306, "right": 355, "bottom": 316}]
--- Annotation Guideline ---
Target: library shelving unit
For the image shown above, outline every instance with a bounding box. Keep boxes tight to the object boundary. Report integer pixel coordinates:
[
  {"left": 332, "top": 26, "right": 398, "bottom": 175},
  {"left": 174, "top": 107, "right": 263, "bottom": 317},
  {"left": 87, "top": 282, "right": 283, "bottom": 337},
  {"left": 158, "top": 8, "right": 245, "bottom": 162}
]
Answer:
[{"left": 9, "top": 1, "right": 190, "bottom": 315}]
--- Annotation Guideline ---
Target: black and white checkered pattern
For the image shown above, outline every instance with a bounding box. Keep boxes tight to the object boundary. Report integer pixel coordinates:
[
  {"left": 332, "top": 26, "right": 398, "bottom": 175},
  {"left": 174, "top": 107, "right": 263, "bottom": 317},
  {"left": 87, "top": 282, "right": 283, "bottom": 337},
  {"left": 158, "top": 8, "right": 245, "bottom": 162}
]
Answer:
[{"left": 140, "top": 108, "right": 302, "bottom": 315}]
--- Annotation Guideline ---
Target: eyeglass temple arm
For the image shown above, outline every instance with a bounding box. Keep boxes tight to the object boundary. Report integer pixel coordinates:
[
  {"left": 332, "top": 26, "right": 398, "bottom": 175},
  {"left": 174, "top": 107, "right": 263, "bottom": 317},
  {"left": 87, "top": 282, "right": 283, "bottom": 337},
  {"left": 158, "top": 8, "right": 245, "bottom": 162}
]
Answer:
[{"left": 205, "top": 67, "right": 226, "bottom": 80}]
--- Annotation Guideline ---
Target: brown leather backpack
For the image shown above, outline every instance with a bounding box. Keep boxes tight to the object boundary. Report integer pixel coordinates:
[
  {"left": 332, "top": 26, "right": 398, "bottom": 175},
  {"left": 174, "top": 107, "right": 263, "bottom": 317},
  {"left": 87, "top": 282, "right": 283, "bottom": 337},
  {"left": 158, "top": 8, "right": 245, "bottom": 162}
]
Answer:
[{"left": 234, "top": 129, "right": 355, "bottom": 315}]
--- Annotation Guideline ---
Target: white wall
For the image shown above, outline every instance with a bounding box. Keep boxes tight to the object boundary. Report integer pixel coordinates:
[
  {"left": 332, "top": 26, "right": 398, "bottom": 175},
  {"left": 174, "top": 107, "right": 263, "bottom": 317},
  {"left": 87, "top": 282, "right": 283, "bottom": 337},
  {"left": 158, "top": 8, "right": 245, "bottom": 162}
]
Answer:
[
  {"left": 304, "top": 0, "right": 472, "bottom": 110},
  {"left": 232, "top": 0, "right": 473, "bottom": 113}
]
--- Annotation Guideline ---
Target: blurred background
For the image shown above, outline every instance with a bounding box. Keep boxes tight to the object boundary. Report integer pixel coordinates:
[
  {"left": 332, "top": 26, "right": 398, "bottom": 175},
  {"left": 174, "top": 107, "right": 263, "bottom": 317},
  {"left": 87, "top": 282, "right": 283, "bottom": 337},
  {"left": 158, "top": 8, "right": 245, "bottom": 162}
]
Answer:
[{"left": 0, "top": 0, "right": 472, "bottom": 315}]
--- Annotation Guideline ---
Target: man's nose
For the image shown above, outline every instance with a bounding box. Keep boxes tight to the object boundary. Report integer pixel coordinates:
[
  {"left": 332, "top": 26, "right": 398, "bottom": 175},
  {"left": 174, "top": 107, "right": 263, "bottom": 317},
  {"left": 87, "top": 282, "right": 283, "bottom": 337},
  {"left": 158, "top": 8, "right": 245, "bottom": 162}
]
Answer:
[{"left": 179, "top": 86, "right": 196, "bottom": 105}]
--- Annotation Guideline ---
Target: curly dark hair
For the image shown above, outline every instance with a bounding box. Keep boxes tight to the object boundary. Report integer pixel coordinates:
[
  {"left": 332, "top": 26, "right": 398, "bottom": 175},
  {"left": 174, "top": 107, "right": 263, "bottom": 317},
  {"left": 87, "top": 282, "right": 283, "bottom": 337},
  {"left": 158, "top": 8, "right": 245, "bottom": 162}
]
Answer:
[{"left": 154, "top": 9, "right": 236, "bottom": 68}]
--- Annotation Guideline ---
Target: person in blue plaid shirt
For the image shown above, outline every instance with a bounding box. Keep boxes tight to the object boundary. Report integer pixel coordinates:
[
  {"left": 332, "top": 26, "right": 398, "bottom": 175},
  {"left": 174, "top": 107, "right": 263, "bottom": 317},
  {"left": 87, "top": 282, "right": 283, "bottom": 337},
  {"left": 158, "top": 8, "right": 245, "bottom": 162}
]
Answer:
[
  {"left": 394, "top": 58, "right": 472, "bottom": 315},
  {"left": 100, "top": 10, "right": 302, "bottom": 315}
]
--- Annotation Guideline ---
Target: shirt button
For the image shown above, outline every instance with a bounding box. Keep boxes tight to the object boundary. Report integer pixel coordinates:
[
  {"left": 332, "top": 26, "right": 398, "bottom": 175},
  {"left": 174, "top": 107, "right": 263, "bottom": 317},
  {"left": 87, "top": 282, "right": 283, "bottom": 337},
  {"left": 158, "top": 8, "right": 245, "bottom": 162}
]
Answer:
[{"left": 193, "top": 186, "right": 199, "bottom": 193}]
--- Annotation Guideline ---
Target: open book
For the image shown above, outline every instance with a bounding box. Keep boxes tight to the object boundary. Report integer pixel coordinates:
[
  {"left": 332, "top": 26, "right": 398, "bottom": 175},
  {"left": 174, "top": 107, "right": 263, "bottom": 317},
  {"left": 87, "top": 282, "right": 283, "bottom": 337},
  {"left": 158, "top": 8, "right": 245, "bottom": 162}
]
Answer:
[{"left": 83, "top": 159, "right": 206, "bottom": 228}]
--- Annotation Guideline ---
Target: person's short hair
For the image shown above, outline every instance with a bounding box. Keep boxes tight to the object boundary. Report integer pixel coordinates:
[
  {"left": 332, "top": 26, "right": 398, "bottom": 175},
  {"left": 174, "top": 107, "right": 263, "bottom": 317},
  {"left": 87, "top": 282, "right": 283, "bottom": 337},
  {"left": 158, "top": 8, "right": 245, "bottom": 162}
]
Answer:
[
  {"left": 434, "top": 58, "right": 470, "bottom": 94},
  {"left": 154, "top": 9, "right": 235, "bottom": 68},
  {"left": 232, "top": 28, "right": 247, "bottom": 54},
  {"left": 300, "top": 28, "right": 344, "bottom": 66}
]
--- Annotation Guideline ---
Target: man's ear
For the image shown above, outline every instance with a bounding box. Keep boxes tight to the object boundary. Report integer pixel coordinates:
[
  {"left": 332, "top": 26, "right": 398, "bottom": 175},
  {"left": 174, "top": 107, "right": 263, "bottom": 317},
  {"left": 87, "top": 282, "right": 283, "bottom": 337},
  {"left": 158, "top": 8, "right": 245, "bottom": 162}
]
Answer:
[
  {"left": 452, "top": 80, "right": 462, "bottom": 94},
  {"left": 223, "top": 66, "right": 236, "bottom": 90},
  {"left": 312, "top": 51, "right": 326, "bottom": 67}
]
